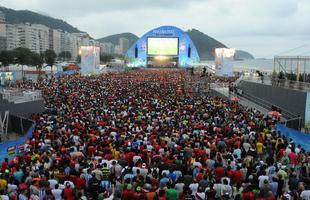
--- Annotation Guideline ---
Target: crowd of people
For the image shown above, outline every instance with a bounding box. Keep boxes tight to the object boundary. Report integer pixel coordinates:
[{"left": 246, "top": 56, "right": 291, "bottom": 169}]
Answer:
[{"left": 0, "top": 70, "right": 309, "bottom": 200}]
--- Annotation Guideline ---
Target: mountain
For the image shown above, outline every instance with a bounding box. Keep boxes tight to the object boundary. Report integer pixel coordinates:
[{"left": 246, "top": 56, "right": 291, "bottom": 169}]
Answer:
[
  {"left": 97, "top": 33, "right": 139, "bottom": 47},
  {"left": 97, "top": 29, "right": 254, "bottom": 59},
  {"left": 186, "top": 29, "right": 226, "bottom": 60},
  {"left": 0, "top": 6, "right": 82, "bottom": 33},
  {"left": 0, "top": 6, "right": 254, "bottom": 59},
  {"left": 187, "top": 29, "right": 254, "bottom": 60},
  {"left": 235, "top": 50, "right": 254, "bottom": 60}
]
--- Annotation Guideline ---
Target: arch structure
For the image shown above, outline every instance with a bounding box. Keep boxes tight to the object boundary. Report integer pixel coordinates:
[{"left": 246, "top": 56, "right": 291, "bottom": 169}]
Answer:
[{"left": 126, "top": 26, "right": 200, "bottom": 68}]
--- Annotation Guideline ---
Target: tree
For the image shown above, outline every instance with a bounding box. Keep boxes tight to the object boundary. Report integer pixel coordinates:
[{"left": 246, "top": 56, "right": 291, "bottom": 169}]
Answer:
[
  {"left": 31, "top": 52, "right": 44, "bottom": 79},
  {"left": 0, "top": 50, "right": 14, "bottom": 68},
  {"left": 14, "top": 47, "right": 33, "bottom": 80},
  {"left": 100, "top": 54, "right": 113, "bottom": 63},
  {"left": 58, "top": 51, "right": 72, "bottom": 61},
  {"left": 14, "top": 47, "right": 33, "bottom": 65},
  {"left": 76, "top": 55, "right": 81, "bottom": 63},
  {"left": 44, "top": 49, "right": 57, "bottom": 74}
]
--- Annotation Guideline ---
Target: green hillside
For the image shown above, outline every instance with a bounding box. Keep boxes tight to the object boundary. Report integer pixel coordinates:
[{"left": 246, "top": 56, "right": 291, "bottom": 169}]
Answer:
[
  {"left": 97, "top": 33, "right": 139, "bottom": 49},
  {"left": 0, "top": 6, "right": 81, "bottom": 33}
]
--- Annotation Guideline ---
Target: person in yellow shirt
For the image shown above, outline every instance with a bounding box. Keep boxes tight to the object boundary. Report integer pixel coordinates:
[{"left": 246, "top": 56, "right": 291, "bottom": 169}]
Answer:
[
  {"left": 111, "top": 147, "right": 120, "bottom": 160},
  {"left": 0, "top": 174, "right": 7, "bottom": 191},
  {"left": 256, "top": 141, "right": 264, "bottom": 159},
  {"left": 275, "top": 138, "right": 284, "bottom": 150}
]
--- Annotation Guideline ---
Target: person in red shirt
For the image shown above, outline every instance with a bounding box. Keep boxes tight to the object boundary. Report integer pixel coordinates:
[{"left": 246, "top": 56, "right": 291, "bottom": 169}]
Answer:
[
  {"left": 121, "top": 184, "right": 134, "bottom": 200},
  {"left": 158, "top": 189, "right": 167, "bottom": 200},
  {"left": 214, "top": 164, "right": 225, "bottom": 182},
  {"left": 133, "top": 186, "right": 144, "bottom": 199},
  {"left": 62, "top": 182, "right": 74, "bottom": 200},
  {"left": 233, "top": 166, "right": 244, "bottom": 185},
  {"left": 288, "top": 150, "right": 297, "bottom": 167},
  {"left": 76, "top": 174, "right": 86, "bottom": 195},
  {"left": 242, "top": 187, "right": 255, "bottom": 200}
]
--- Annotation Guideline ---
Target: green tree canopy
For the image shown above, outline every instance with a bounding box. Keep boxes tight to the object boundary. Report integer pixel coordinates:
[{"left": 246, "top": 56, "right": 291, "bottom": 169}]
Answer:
[
  {"left": 100, "top": 54, "right": 113, "bottom": 63},
  {"left": 31, "top": 52, "right": 44, "bottom": 70},
  {"left": 14, "top": 47, "right": 33, "bottom": 66},
  {"left": 0, "top": 50, "right": 15, "bottom": 67},
  {"left": 44, "top": 49, "right": 56, "bottom": 67},
  {"left": 58, "top": 51, "right": 72, "bottom": 61}
]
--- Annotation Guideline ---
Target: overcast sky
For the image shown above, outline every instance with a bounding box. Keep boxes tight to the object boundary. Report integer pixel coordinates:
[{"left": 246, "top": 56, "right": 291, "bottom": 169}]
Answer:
[{"left": 1, "top": 0, "right": 310, "bottom": 58}]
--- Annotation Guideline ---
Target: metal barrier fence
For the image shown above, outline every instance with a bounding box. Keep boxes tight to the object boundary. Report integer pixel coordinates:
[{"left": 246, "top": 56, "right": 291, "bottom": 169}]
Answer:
[
  {"left": 0, "top": 88, "right": 42, "bottom": 103},
  {"left": 271, "top": 78, "right": 310, "bottom": 91}
]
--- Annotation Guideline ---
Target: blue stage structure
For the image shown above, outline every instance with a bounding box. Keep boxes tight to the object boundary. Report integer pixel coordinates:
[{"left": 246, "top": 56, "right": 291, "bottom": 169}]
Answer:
[{"left": 126, "top": 26, "right": 200, "bottom": 68}]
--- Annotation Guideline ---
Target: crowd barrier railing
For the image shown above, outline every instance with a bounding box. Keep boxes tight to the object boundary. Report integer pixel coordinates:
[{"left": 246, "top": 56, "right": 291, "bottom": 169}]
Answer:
[
  {"left": 0, "top": 120, "right": 35, "bottom": 162},
  {"left": 276, "top": 123, "right": 310, "bottom": 151}
]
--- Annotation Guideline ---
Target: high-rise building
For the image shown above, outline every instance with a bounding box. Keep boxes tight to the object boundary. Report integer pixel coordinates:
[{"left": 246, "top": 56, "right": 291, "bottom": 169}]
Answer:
[
  {"left": 0, "top": 24, "right": 6, "bottom": 51},
  {"left": 0, "top": 11, "right": 5, "bottom": 24},
  {"left": 100, "top": 42, "right": 114, "bottom": 54},
  {"left": 49, "top": 29, "right": 61, "bottom": 55},
  {"left": 0, "top": 11, "right": 6, "bottom": 50},
  {"left": 6, "top": 24, "right": 19, "bottom": 50},
  {"left": 32, "top": 24, "right": 49, "bottom": 53},
  {"left": 17, "top": 23, "right": 39, "bottom": 53},
  {"left": 60, "top": 31, "right": 71, "bottom": 54},
  {"left": 69, "top": 34, "right": 79, "bottom": 60},
  {"left": 119, "top": 37, "right": 129, "bottom": 55},
  {"left": 1, "top": 18, "right": 106, "bottom": 61}
]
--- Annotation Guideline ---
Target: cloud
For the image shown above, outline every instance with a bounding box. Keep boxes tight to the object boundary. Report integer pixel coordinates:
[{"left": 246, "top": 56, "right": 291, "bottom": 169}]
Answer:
[{"left": 1, "top": 0, "right": 310, "bottom": 58}]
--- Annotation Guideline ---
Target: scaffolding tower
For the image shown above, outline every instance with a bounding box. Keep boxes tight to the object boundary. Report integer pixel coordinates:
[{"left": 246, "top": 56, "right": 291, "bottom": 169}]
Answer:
[
  {"left": 274, "top": 56, "right": 310, "bottom": 81},
  {"left": 0, "top": 110, "right": 9, "bottom": 142}
]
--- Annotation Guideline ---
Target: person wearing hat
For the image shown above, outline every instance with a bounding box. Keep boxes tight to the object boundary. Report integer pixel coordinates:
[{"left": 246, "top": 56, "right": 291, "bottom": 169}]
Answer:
[
  {"left": 121, "top": 184, "right": 134, "bottom": 200},
  {"left": 133, "top": 186, "right": 144, "bottom": 199}
]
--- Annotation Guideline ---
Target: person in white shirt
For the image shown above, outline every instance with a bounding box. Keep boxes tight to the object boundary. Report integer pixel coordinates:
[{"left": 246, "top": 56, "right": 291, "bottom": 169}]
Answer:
[
  {"left": 189, "top": 181, "right": 199, "bottom": 195},
  {"left": 18, "top": 190, "right": 28, "bottom": 200},
  {"left": 48, "top": 176, "right": 58, "bottom": 189},
  {"left": 300, "top": 186, "right": 310, "bottom": 200},
  {"left": 175, "top": 180, "right": 185, "bottom": 196},
  {"left": 220, "top": 179, "right": 232, "bottom": 198},
  {"left": 51, "top": 184, "right": 63, "bottom": 200},
  {"left": 258, "top": 172, "right": 269, "bottom": 189},
  {"left": 195, "top": 187, "right": 206, "bottom": 200},
  {"left": 0, "top": 194, "right": 9, "bottom": 200},
  {"left": 213, "top": 180, "right": 222, "bottom": 199}
]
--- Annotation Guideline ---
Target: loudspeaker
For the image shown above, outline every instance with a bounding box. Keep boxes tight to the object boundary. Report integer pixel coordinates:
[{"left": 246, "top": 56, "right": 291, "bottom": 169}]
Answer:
[
  {"left": 188, "top": 47, "right": 191, "bottom": 58},
  {"left": 135, "top": 47, "right": 138, "bottom": 58}
]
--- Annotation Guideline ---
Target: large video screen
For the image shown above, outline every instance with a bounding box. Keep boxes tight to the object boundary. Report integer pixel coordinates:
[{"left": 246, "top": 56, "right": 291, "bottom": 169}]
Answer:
[{"left": 147, "top": 37, "right": 179, "bottom": 56}]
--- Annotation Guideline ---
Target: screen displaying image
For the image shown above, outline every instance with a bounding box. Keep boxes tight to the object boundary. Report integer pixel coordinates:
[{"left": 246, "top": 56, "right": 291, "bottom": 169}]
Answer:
[{"left": 147, "top": 37, "right": 179, "bottom": 56}]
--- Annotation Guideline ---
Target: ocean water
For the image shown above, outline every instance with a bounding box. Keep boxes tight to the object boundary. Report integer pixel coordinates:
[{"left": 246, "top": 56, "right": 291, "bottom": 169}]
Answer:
[
  {"left": 201, "top": 59, "right": 274, "bottom": 73},
  {"left": 201, "top": 58, "right": 310, "bottom": 74}
]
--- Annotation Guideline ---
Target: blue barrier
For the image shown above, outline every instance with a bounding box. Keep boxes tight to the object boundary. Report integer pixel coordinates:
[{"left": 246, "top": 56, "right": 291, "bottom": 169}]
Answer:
[
  {"left": 276, "top": 123, "right": 310, "bottom": 151},
  {"left": 0, "top": 122, "right": 35, "bottom": 162},
  {"left": 54, "top": 70, "right": 77, "bottom": 77}
]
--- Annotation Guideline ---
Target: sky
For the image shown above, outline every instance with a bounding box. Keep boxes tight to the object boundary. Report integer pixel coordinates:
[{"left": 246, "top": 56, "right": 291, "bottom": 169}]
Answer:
[{"left": 1, "top": 0, "right": 310, "bottom": 58}]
